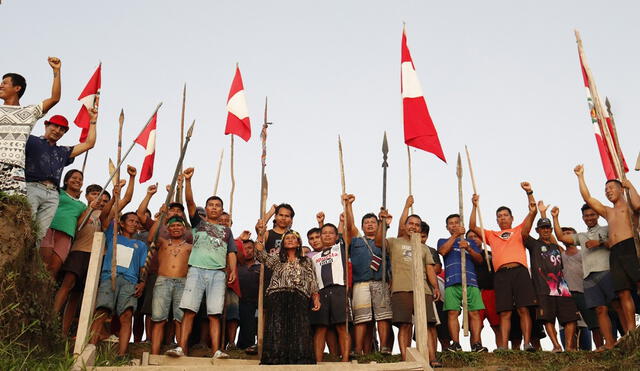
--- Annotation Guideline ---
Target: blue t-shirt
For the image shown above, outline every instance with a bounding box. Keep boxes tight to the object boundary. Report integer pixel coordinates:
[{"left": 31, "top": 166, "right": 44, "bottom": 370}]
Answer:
[
  {"left": 350, "top": 236, "right": 390, "bottom": 283},
  {"left": 101, "top": 222, "right": 149, "bottom": 284},
  {"left": 25, "top": 135, "right": 74, "bottom": 185},
  {"left": 437, "top": 237, "right": 480, "bottom": 288}
]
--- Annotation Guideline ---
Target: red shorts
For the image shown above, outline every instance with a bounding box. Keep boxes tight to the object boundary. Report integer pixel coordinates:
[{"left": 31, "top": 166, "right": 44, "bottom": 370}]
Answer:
[{"left": 479, "top": 289, "right": 499, "bottom": 327}]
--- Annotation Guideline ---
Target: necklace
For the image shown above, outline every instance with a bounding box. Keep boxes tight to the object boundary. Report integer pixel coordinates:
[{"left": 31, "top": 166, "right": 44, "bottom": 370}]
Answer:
[{"left": 168, "top": 239, "right": 186, "bottom": 246}]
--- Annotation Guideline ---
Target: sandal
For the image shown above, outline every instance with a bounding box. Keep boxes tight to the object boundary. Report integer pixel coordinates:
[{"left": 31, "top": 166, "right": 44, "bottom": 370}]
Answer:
[{"left": 430, "top": 360, "right": 443, "bottom": 368}]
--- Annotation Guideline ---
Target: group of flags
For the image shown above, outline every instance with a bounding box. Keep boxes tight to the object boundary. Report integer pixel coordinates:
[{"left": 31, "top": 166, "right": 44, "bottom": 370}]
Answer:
[{"left": 68, "top": 27, "right": 626, "bottom": 185}]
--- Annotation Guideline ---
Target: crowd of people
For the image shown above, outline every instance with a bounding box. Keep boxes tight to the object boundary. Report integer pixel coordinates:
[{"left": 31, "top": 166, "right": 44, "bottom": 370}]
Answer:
[{"left": 2, "top": 59, "right": 640, "bottom": 368}]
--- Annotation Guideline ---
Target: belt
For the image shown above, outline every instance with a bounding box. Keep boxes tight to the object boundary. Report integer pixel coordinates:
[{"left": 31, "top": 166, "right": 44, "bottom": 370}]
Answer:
[
  {"left": 498, "top": 262, "right": 523, "bottom": 271},
  {"left": 38, "top": 181, "right": 57, "bottom": 190}
]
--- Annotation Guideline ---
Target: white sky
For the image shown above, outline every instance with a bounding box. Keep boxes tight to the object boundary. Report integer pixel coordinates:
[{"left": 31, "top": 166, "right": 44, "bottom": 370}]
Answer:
[{"left": 3, "top": 0, "right": 639, "bottom": 352}]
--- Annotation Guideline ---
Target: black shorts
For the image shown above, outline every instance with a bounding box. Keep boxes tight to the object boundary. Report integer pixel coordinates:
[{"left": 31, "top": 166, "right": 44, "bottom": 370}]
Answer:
[
  {"left": 61, "top": 251, "right": 91, "bottom": 291},
  {"left": 391, "top": 291, "right": 436, "bottom": 325},
  {"left": 610, "top": 238, "right": 640, "bottom": 292},
  {"left": 494, "top": 265, "right": 537, "bottom": 313},
  {"left": 509, "top": 307, "right": 545, "bottom": 341},
  {"left": 310, "top": 285, "right": 351, "bottom": 326},
  {"left": 536, "top": 295, "right": 579, "bottom": 325},
  {"left": 571, "top": 291, "right": 598, "bottom": 330}
]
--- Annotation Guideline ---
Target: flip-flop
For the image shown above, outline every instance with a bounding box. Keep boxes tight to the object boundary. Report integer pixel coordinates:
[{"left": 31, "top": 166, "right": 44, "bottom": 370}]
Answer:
[
  {"left": 430, "top": 360, "right": 443, "bottom": 368},
  {"left": 551, "top": 348, "right": 563, "bottom": 353}
]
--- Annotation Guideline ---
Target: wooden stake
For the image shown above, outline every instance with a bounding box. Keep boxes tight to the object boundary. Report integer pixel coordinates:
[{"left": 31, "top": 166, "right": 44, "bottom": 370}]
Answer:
[
  {"left": 111, "top": 109, "right": 124, "bottom": 290},
  {"left": 410, "top": 233, "right": 429, "bottom": 364},
  {"left": 213, "top": 149, "right": 224, "bottom": 196},
  {"left": 381, "top": 132, "right": 389, "bottom": 285},
  {"left": 176, "top": 83, "right": 186, "bottom": 204},
  {"left": 229, "top": 135, "right": 236, "bottom": 217},
  {"left": 257, "top": 97, "right": 271, "bottom": 359},
  {"left": 465, "top": 145, "right": 491, "bottom": 271},
  {"left": 407, "top": 146, "right": 413, "bottom": 214},
  {"left": 338, "top": 135, "right": 350, "bottom": 335},
  {"left": 457, "top": 153, "right": 469, "bottom": 337}
]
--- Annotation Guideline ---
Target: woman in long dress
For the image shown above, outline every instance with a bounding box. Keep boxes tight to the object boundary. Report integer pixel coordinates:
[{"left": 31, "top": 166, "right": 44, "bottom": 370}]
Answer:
[{"left": 255, "top": 225, "right": 320, "bottom": 364}]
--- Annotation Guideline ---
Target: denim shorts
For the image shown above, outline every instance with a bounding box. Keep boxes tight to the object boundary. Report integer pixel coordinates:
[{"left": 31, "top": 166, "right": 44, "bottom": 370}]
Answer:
[
  {"left": 179, "top": 266, "right": 226, "bottom": 316},
  {"left": 152, "top": 276, "right": 186, "bottom": 322},
  {"left": 95, "top": 275, "right": 137, "bottom": 316},
  {"left": 225, "top": 288, "right": 240, "bottom": 321}
]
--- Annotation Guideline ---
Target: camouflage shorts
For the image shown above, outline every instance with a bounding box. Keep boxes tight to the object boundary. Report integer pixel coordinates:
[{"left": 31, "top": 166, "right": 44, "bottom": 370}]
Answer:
[{"left": 0, "top": 162, "right": 26, "bottom": 195}]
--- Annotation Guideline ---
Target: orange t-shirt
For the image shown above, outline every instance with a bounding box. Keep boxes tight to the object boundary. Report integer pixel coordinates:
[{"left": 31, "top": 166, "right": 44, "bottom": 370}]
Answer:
[{"left": 484, "top": 223, "right": 527, "bottom": 271}]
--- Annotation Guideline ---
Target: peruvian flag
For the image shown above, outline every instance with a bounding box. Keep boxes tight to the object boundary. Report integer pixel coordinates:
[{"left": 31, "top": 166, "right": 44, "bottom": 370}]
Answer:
[
  {"left": 224, "top": 65, "right": 251, "bottom": 141},
  {"left": 134, "top": 113, "right": 157, "bottom": 183},
  {"left": 74, "top": 64, "right": 101, "bottom": 143},
  {"left": 401, "top": 26, "right": 446, "bottom": 163},
  {"left": 578, "top": 54, "right": 628, "bottom": 179}
]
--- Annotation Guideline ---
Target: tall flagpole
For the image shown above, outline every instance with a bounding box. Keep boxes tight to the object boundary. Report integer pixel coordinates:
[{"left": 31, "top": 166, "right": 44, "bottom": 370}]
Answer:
[
  {"left": 80, "top": 62, "right": 101, "bottom": 174},
  {"left": 457, "top": 153, "right": 469, "bottom": 337},
  {"left": 229, "top": 135, "right": 236, "bottom": 217},
  {"left": 176, "top": 83, "right": 186, "bottom": 204},
  {"left": 110, "top": 109, "right": 124, "bottom": 290}
]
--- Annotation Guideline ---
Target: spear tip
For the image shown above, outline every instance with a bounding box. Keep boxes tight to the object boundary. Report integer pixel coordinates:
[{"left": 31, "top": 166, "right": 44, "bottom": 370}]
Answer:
[
  {"left": 382, "top": 131, "right": 389, "bottom": 154},
  {"left": 456, "top": 152, "right": 462, "bottom": 178},
  {"left": 119, "top": 109, "right": 124, "bottom": 124},
  {"left": 186, "top": 120, "right": 196, "bottom": 138}
]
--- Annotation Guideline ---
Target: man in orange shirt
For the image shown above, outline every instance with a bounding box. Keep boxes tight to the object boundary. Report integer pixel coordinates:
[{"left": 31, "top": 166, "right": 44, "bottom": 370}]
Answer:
[{"left": 469, "top": 182, "right": 538, "bottom": 351}]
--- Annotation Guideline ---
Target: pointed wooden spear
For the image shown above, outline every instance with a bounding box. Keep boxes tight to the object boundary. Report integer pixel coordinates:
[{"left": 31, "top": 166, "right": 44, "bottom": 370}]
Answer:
[
  {"left": 175, "top": 83, "right": 187, "bottom": 204},
  {"left": 213, "top": 148, "right": 224, "bottom": 195},
  {"left": 381, "top": 132, "right": 389, "bottom": 285},
  {"left": 465, "top": 145, "right": 491, "bottom": 271},
  {"left": 77, "top": 103, "right": 163, "bottom": 231},
  {"left": 338, "top": 135, "right": 350, "bottom": 334},
  {"left": 140, "top": 120, "right": 196, "bottom": 282},
  {"left": 110, "top": 109, "right": 124, "bottom": 290},
  {"left": 257, "top": 96, "right": 271, "bottom": 359},
  {"left": 457, "top": 153, "right": 469, "bottom": 336}
]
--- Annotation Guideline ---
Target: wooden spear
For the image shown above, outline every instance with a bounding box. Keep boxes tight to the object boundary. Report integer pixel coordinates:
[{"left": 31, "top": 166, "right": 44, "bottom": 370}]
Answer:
[
  {"left": 257, "top": 96, "right": 271, "bottom": 359},
  {"left": 381, "top": 132, "right": 389, "bottom": 285},
  {"left": 77, "top": 103, "right": 163, "bottom": 231},
  {"left": 465, "top": 145, "right": 491, "bottom": 271},
  {"left": 175, "top": 83, "right": 186, "bottom": 204},
  {"left": 457, "top": 153, "right": 469, "bottom": 337},
  {"left": 110, "top": 109, "right": 124, "bottom": 290},
  {"left": 338, "top": 135, "right": 350, "bottom": 335},
  {"left": 213, "top": 149, "right": 224, "bottom": 196}
]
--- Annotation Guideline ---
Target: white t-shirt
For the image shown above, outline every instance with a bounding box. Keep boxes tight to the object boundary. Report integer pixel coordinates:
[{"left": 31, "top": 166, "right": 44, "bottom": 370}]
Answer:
[
  {"left": 311, "top": 242, "right": 346, "bottom": 290},
  {"left": 0, "top": 103, "right": 44, "bottom": 168}
]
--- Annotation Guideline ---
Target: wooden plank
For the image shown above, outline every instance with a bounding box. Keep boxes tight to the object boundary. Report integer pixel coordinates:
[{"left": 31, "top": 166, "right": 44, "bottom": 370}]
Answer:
[
  {"left": 410, "top": 233, "right": 429, "bottom": 365},
  {"left": 73, "top": 232, "right": 106, "bottom": 356},
  {"left": 142, "top": 351, "right": 150, "bottom": 366},
  {"left": 71, "top": 343, "right": 96, "bottom": 371}
]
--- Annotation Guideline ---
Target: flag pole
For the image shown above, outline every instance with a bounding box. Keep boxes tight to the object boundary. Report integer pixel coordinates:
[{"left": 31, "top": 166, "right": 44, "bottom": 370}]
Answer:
[
  {"left": 213, "top": 148, "right": 224, "bottom": 196},
  {"left": 257, "top": 96, "right": 271, "bottom": 359},
  {"left": 407, "top": 146, "right": 413, "bottom": 214},
  {"left": 229, "top": 135, "right": 236, "bottom": 217},
  {"left": 457, "top": 153, "right": 469, "bottom": 337},
  {"left": 176, "top": 83, "right": 186, "bottom": 204},
  {"left": 465, "top": 145, "right": 491, "bottom": 271},
  {"left": 110, "top": 109, "right": 124, "bottom": 290},
  {"left": 381, "top": 132, "right": 389, "bottom": 285},
  {"left": 80, "top": 62, "right": 101, "bottom": 174},
  {"left": 77, "top": 102, "right": 163, "bottom": 231},
  {"left": 338, "top": 135, "right": 350, "bottom": 338}
]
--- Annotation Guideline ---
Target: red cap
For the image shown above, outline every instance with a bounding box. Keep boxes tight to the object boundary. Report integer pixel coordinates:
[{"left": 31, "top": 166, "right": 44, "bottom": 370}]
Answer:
[{"left": 45, "top": 115, "right": 69, "bottom": 128}]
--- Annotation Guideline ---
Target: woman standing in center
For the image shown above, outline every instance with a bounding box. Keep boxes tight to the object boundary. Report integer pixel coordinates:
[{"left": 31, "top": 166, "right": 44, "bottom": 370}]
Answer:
[{"left": 255, "top": 222, "right": 320, "bottom": 364}]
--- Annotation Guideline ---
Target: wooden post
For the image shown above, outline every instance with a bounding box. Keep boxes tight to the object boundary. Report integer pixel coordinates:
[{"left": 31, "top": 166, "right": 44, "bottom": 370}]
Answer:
[
  {"left": 457, "top": 153, "right": 469, "bottom": 337},
  {"left": 73, "top": 232, "right": 106, "bottom": 356},
  {"left": 111, "top": 109, "right": 124, "bottom": 290},
  {"left": 257, "top": 97, "right": 271, "bottom": 359},
  {"left": 410, "top": 233, "right": 429, "bottom": 364}
]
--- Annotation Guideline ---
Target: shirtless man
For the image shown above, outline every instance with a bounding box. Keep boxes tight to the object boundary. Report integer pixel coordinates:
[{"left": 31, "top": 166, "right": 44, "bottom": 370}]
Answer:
[
  {"left": 575, "top": 165, "right": 640, "bottom": 334},
  {"left": 148, "top": 211, "right": 193, "bottom": 355}
]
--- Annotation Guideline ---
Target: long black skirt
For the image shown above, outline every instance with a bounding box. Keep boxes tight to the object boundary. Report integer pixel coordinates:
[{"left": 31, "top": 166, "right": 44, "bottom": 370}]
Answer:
[{"left": 261, "top": 290, "right": 315, "bottom": 365}]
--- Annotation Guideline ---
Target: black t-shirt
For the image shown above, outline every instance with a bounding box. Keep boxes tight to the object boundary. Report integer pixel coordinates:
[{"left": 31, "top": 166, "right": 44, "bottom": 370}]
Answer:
[
  {"left": 238, "top": 262, "right": 262, "bottom": 304},
  {"left": 524, "top": 236, "right": 571, "bottom": 297},
  {"left": 266, "top": 229, "right": 283, "bottom": 255},
  {"left": 429, "top": 246, "right": 442, "bottom": 267},
  {"left": 474, "top": 251, "right": 494, "bottom": 290}
]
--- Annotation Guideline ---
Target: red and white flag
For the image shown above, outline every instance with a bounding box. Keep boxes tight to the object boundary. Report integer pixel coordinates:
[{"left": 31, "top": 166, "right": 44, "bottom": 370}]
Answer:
[
  {"left": 578, "top": 54, "right": 628, "bottom": 179},
  {"left": 401, "top": 26, "right": 446, "bottom": 163},
  {"left": 134, "top": 113, "right": 157, "bottom": 183},
  {"left": 224, "top": 65, "right": 251, "bottom": 141},
  {"left": 74, "top": 64, "right": 101, "bottom": 143}
]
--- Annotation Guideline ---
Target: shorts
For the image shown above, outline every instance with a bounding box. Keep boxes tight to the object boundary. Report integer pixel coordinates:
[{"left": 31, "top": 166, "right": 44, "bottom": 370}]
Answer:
[
  {"left": 536, "top": 295, "right": 579, "bottom": 325},
  {"left": 494, "top": 265, "right": 537, "bottom": 313},
  {"left": 41, "top": 229, "right": 72, "bottom": 262},
  {"left": 95, "top": 275, "right": 137, "bottom": 316},
  {"left": 435, "top": 300, "right": 451, "bottom": 343},
  {"left": 609, "top": 238, "right": 640, "bottom": 292},
  {"left": 479, "top": 289, "right": 500, "bottom": 327},
  {"left": 152, "top": 276, "right": 186, "bottom": 322},
  {"left": 352, "top": 281, "right": 392, "bottom": 324},
  {"left": 443, "top": 285, "right": 485, "bottom": 312},
  {"left": 225, "top": 288, "right": 240, "bottom": 321},
  {"left": 61, "top": 250, "right": 91, "bottom": 291},
  {"left": 310, "top": 285, "right": 352, "bottom": 326},
  {"left": 179, "top": 266, "right": 226, "bottom": 316},
  {"left": 0, "top": 162, "right": 26, "bottom": 195},
  {"left": 584, "top": 270, "right": 616, "bottom": 309},
  {"left": 139, "top": 273, "right": 158, "bottom": 315},
  {"left": 571, "top": 291, "right": 598, "bottom": 330},
  {"left": 391, "top": 291, "right": 436, "bottom": 325},
  {"left": 509, "top": 307, "right": 545, "bottom": 341}
]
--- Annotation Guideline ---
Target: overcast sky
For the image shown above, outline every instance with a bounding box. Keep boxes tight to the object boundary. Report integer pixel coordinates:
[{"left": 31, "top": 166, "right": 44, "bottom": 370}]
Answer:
[{"left": 3, "top": 0, "right": 639, "bottom": 350}]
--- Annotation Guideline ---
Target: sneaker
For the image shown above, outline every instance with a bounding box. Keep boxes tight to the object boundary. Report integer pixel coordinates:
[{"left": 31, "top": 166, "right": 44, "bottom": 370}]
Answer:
[
  {"left": 471, "top": 343, "right": 488, "bottom": 353},
  {"left": 524, "top": 343, "right": 536, "bottom": 352},
  {"left": 165, "top": 346, "right": 185, "bottom": 357},
  {"left": 226, "top": 343, "right": 238, "bottom": 351},
  {"left": 447, "top": 341, "right": 462, "bottom": 352},
  {"left": 244, "top": 345, "right": 258, "bottom": 355},
  {"left": 213, "top": 350, "right": 230, "bottom": 359},
  {"left": 380, "top": 346, "right": 392, "bottom": 355},
  {"left": 103, "top": 335, "right": 119, "bottom": 344}
]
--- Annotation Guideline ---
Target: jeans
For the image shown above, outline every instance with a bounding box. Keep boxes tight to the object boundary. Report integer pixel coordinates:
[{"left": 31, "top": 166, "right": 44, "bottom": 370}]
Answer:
[
  {"left": 26, "top": 182, "right": 59, "bottom": 243},
  {"left": 179, "top": 266, "right": 226, "bottom": 315}
]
